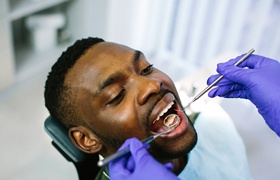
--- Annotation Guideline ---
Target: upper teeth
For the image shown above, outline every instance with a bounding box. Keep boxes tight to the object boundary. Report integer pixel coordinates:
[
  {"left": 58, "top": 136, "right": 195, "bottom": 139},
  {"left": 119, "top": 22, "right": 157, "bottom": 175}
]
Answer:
[{"left": 153, "top": 101, "right": 174, "bottom": 124}]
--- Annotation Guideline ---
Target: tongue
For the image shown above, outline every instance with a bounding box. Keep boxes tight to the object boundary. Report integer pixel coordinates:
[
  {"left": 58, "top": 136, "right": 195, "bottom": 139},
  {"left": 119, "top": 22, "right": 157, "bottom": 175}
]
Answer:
[{"left": 151, "top": 119, "right": 168, "bottom": 133}]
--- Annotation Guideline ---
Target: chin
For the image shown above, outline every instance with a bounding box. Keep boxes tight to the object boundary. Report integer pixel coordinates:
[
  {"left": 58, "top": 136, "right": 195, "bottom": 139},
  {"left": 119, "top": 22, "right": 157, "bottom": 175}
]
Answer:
[{"left": 149, "top": 126, "right": 198, "bottom": 160}]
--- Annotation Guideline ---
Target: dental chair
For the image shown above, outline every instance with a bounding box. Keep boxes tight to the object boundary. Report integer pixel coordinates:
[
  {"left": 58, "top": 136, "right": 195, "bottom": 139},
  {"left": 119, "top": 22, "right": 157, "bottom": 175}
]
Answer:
[{"left": 44, "top": 116, "right": 100, "bottom": 180}]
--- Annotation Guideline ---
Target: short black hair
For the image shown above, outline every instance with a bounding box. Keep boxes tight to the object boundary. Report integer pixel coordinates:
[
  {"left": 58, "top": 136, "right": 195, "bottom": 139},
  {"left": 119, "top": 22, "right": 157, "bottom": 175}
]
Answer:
[{"left": 44, "top": 37, "right": 105, "bottom": 128}]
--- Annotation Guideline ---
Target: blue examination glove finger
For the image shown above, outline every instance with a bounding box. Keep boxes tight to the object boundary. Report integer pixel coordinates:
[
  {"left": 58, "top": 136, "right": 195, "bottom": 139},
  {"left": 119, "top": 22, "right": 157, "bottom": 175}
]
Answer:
[
  {"left": 109, "top": 137, "right": 178, "bottom": 180},
  {"left": 207, "top": 74, "right": 246, "bottom": 98},
  {"left": 208, "top": 84, "right": 245, "bottom": 98},
  {"left": 207, "top": 53, "right": 256, "bottom": 87},
  {"left": 207, "top": 54, "right": 280, "bottom": 136},
  {"left": 110, "top": 138, "right": 136, "bottom": 176},
  {"left": 125, "top": 141, "right": 150, "bottom": 171},
  {"left": 207, "top": 54, "right": 250, "bottom": 88}
]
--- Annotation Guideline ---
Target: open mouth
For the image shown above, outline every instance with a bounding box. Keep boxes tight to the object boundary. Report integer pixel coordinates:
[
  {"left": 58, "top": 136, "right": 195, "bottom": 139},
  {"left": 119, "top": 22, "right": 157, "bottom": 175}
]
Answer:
[{"left": 150, "top": 100, "right": 181, "bottom": 134}]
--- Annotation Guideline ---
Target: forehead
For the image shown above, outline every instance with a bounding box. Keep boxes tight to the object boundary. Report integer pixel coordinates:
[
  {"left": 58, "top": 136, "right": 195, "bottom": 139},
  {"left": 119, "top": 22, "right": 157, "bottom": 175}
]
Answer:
[{"left": 64, "top": 42, "right": 136, "bottom": 90}]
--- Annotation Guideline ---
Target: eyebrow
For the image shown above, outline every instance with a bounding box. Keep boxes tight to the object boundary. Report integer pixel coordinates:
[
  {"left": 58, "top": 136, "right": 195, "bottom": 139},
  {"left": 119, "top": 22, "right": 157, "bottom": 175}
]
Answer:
[
  {"left": 95, "top": 50, "right": 142, "bottom": 97},
  {"left": 133, "top": 50, "right": 142, "bottom": 64}
]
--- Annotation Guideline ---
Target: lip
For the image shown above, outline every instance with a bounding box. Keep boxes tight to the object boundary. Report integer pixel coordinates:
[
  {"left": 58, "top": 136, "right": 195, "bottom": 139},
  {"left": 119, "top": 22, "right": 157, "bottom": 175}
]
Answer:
[{"left": 149, "top": 93, "right": 189, "bottom": 139}]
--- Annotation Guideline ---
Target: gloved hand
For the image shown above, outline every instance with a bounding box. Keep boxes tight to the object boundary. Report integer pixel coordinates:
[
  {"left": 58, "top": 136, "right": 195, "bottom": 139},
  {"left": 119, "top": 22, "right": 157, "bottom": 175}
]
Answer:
[
  {"left": 207, "top": 54, "right": 280, "bottom": 136},
  {"left": 109, "top": 137, "right": 178, "bottom": 180}
]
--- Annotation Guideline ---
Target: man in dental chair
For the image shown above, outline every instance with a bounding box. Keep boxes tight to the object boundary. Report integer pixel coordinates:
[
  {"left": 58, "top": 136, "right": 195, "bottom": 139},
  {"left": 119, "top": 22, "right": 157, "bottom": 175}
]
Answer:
[{"left": 44, "top": 37, "right": 251, "bottom": 179}]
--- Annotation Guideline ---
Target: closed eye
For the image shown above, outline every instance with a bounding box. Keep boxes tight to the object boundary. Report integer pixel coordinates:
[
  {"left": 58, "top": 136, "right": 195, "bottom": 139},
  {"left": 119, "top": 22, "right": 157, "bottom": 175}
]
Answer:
[
  {"left": 140, "top": 64, "right": 153, "bottom": 75},
  {"left": 107, "top": 89, "right": 125, "bottom": 105}
]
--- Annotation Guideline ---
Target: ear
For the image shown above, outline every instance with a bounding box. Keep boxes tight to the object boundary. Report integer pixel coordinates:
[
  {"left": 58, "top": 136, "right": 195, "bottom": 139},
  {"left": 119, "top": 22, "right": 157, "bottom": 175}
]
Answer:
[{"left": 68, "top": 126, "right": 102, "bottom": 154}]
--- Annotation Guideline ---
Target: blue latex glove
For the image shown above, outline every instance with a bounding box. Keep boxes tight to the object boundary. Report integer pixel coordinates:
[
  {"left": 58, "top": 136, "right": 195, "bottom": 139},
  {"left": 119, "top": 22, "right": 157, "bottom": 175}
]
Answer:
[
  {"left": 109, "top": 137, "right": 178, "bottom": 180},
  {"left": 207, "top": 54, "right": 280, "bottom": 136}
]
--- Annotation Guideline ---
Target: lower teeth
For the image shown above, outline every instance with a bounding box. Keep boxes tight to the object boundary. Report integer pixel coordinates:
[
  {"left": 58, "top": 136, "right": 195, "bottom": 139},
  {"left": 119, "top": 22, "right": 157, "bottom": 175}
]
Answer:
[{"left": 163, "top": 114, "right": 180, "bottom": 127}]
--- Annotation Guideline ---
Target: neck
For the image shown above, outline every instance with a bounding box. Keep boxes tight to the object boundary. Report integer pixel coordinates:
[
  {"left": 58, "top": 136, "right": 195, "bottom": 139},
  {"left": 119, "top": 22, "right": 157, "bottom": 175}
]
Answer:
[{"left": 166, "top": 156, "right": 188, "bottom": 175}]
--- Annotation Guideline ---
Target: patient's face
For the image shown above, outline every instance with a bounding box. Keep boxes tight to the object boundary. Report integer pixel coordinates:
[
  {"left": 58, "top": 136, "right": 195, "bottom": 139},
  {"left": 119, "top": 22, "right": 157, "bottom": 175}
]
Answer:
[{"left": 65, "top": 42, "right": 197, "bottom": 160}]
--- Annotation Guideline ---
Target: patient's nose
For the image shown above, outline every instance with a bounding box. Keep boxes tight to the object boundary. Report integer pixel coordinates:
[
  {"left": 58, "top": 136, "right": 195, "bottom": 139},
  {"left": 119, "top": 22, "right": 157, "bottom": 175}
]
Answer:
[{"left": 136, "top": 77, "right": 162, "bottom": 105}]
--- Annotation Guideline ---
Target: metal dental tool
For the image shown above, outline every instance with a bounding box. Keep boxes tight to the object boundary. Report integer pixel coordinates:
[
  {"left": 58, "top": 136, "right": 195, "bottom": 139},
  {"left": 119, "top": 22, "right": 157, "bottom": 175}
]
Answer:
[
  {"left": 183, "top": 48, "right": 255, "bottom": 109},
  {"left": 97, "top": 118, "right": 179, "bottom": 167}
]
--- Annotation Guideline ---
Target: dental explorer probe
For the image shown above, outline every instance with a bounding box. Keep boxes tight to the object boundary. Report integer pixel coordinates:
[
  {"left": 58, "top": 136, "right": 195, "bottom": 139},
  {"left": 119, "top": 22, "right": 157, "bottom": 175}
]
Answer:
[
  {"left": 97, "top": 124, "right": 176, "bottom": 167},
  {"left": 184, "top": 48, "right": 255, "bottom": 109}
]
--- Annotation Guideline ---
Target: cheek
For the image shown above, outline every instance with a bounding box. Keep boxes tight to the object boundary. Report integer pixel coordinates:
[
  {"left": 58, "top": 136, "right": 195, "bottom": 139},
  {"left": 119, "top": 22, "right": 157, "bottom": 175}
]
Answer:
[{"left": 94, "top": 106, "right": 144, "bottom": 138}]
